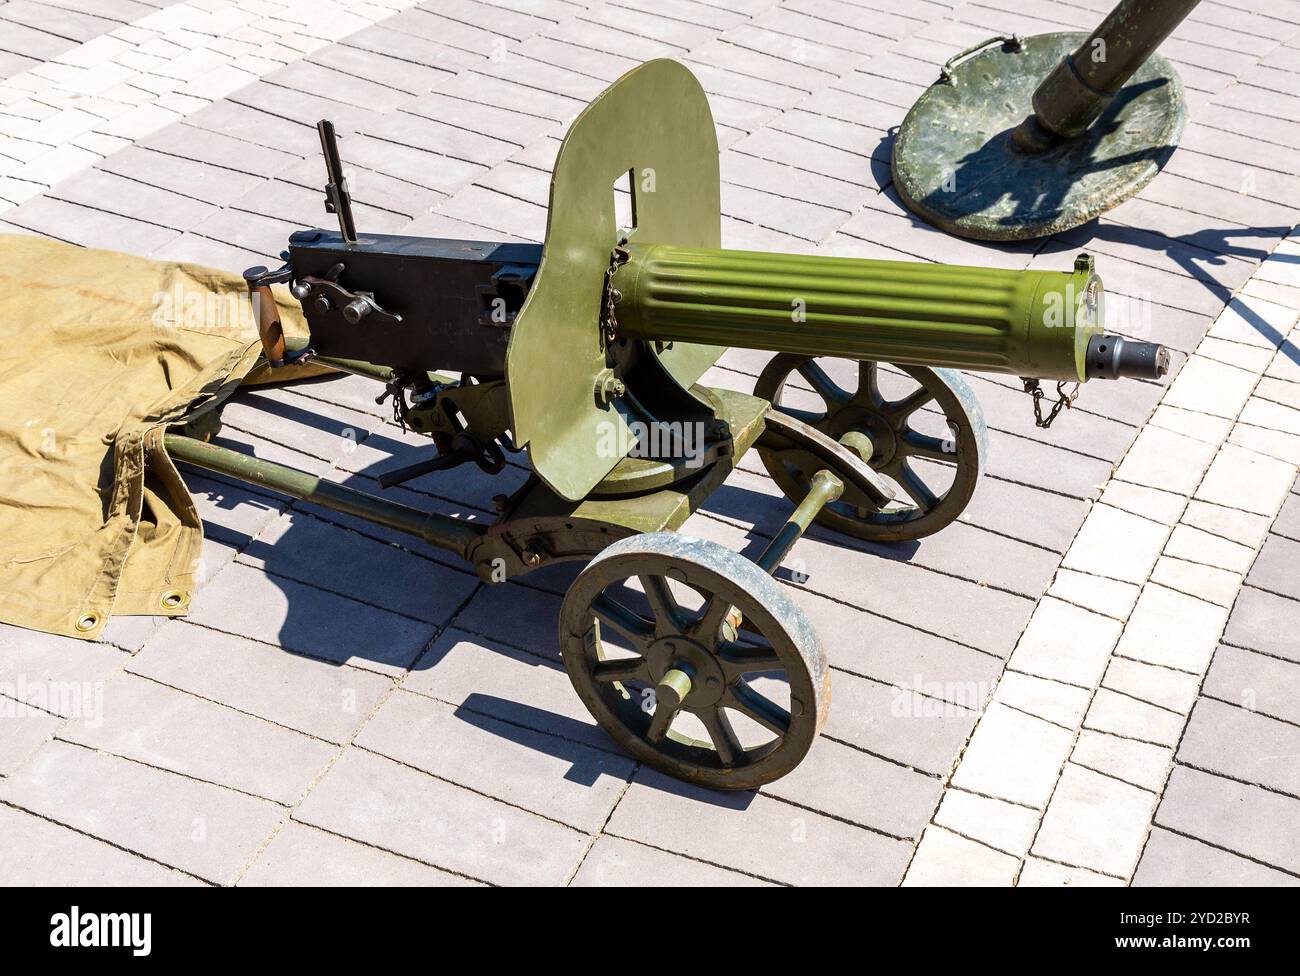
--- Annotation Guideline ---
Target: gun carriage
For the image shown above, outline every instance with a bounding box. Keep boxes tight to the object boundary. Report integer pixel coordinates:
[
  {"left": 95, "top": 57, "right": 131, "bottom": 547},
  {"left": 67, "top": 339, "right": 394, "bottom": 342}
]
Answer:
[{"left": 166, "top": 60, "right": 1167, "bottom": 789}]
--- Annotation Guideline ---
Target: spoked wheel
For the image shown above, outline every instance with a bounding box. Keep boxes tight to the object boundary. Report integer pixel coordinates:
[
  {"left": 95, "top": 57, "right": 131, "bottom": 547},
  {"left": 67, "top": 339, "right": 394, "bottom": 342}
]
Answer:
[
  {"left": 559, "top": 533, "right": 829, "bottom": 790},
  {"left": 754, "top": 354, "right": 988, "bottom": 542}
]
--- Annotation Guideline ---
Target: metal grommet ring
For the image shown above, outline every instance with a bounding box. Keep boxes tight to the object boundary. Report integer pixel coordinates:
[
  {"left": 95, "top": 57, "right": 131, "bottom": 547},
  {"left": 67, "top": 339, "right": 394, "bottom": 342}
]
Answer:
[
  {"left": 160, "top": 590, "right": 187, "bottom": 610},
  {"left": 75, "top": 612, "right": 100, "bottom": 632}
]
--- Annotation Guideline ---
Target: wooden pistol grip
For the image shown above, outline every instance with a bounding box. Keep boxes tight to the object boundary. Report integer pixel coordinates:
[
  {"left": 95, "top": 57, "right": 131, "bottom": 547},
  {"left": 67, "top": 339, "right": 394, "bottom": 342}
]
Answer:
[{"left": 251, "top": 284, "right": 286, "bottom": 367}]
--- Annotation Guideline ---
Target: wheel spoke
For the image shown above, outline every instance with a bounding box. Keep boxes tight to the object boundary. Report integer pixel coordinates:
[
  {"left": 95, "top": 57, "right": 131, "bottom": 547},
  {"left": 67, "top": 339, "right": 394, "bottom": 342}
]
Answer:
[
  {"left": 718, "top": 641, "right": 784, "bottom": 678},
  {"left": 691, "top": 594, "right": 731, "bottom": 642},
  {"left": 855, "top": 360, "right": 882, "bottom": 406},
  {"left": 591, "top": 594, "right": 654, "bottom": 649},
  {"left": 886, "top": 385, "right": 935, "bottom": 420},
  {"left": 646, "top": 697, "right": 680, "bottom": 742},
  {"left": 900, "top": 429, "right": 957, "bottom": 464},
  {"left": 796, "top": 360, "right": 849, "bottom": 409},
  {"left": 638, "top": 575, "right": 684, "bottom": 634},
  {"left": 895, "top": 461, "right": 940, "bottom": 512},
  {"left": 698, "top": 707, "right": 745, "bottom": 766},
  {"left": 728, "top": 683, "right": 791, "bottom": 737},
  {"left": 590, "top": 656, "right": 650, "bottom": 684}
]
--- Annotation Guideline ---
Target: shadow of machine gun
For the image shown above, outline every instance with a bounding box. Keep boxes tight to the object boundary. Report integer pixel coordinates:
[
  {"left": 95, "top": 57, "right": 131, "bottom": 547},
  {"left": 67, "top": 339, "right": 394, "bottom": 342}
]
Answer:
[{"left": 166, "top": 60, "right": 1168, "bottom": 790}]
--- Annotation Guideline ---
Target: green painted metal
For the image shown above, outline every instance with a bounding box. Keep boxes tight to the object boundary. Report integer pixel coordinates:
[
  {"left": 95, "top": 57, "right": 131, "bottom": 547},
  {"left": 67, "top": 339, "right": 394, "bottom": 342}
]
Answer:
[
  {"left": 753, "top": 469, "right": 843, "bottom": 575},
  {"left": 613, "top": 243, "right": 1103, "bottom": 381},
  {"left": 892, "top": 30, "right": 1186, "bottom": 240},
  {"left": 163, "top": 434, "right": 485, "bottom": 557},
  {"left": 1028, "top": 0, "right": 1201, "bottom": 140},
  {"left": 505, "top": 59, "right": 723, "bottom": 503}
]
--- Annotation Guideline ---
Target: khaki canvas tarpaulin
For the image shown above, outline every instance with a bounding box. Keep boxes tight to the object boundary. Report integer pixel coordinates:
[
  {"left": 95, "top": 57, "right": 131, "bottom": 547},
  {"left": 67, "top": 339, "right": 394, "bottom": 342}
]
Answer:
[{"left": 0, "top": 234, "right": 326, "bottom": 640}]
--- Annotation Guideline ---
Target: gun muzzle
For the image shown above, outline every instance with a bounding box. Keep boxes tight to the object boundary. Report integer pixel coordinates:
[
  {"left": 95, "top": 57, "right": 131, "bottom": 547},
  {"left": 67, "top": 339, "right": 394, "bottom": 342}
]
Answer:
[
  {"left": 613, "top": 244, "right": 1108, "bottom": 382},
  {"left": 1084, "top": 334, "right": 1170, "bottom": 380}
]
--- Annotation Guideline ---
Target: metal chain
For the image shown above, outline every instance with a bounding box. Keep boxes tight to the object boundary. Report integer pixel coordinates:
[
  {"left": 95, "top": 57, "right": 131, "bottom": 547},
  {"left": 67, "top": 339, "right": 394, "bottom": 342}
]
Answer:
[
  {"left": 1022, "top": 378, "right": 1080, "bottom": 429},
  {"left": 601, "top": 244, "right": 630, "bottom": 345}
]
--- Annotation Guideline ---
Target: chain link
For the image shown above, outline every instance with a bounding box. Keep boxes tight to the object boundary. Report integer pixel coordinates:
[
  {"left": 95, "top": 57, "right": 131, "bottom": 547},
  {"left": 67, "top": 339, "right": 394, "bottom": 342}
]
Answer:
[
  {"left": 1022, "top": 378, "right": 1080, "bottom": 429},
  {"left": 601, "top": 244, "right": 630, "bottom": 345}
]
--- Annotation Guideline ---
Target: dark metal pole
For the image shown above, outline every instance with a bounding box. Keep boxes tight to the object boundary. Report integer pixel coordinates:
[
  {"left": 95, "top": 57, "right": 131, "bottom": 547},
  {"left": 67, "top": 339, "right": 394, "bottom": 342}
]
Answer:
[{"left": 1014, "top": 0, "right": 1201, "bottom": 149}]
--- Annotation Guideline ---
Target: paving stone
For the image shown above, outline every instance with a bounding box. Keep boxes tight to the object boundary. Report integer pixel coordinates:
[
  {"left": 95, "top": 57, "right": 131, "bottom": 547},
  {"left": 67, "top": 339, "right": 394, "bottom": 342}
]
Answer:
[
  {"left": 97, "top": 144, "right": 264, "bottom": 205},
  {"left": 1204, "top": 643, "right": 1300, "bottom": 726},
  {"left": 1247, "top": 533, "right": 1300, "bottom": 601},
  {"left": 60, "top": 672, "right": 336, "bottom": 805},
  {"left": 904, "top": 826, "right": 1019, "bottom": 886},
  {"left": 608, "top": 767, "right": 911, "bottom": 886},
  {"left": 405, "top": 629, "right": 609, "bottom": 751},
  {"left": 1148, "top": 404, "right": 1234, "bottom": 445},
  {"left": 950, "top": 703, "right": 1074, "bottom": 809},
  {"left": 1084, "top": 688, "right": 1186, "bottom": 748},
  {"left": 187, "top": 561, "right": 437, "bottom": 676},
  {"left": 0, "top": 739, "right": 282, "bottom": 884},
  {"left": 1155, "top": 765, "right": 1300, "bottom": 874},
  {"left": 1224, "top": 585, "right": 1300, "bottom": 662},
  {"left": 1033, "top": 763, "right": 1157, "bottom": 877},
  {"left": 1134, "top": 826, "right": 1300, "bottom": 886},
  {"left": 128, "top": 620, "right": 392, "bottom": 744},
  {"left": 1095, "top": 480, "right": 1186, "bottom": 526},
  {"left": 1018, "top": 857, "right": 1124, "bottom": 887},
  {"left": 1231, "top": 419, "right": 1300, "bottom": 465},
  {"left": 4, "top": 195, "right": 179, "bottom": 251},
  {"left": 932, "top": 788, "right": 1040, "bottom": 857},
  {"left": 294, "top": 747, "right": 586, "bottom": 885},
  {"left": 1007, "top": 596, "right": 1123, "bottom": 688},
  {"left": 1061, "top": 504, "right": 1169, "bottom": 585},
  {"left": 1113, "top": 583, "right": 1229, "bottom": 674},
  {"left": 995, "top": 671, "right": 1091, "bottom": 729},
  {"left": 1196, "top": 442, "right": 1297, "bottom": 515},
  {"left": 1150, "top": 555, "right": 1242, "bottom": 607},
  {"left": 1047, "top": 569, "right": 1141, "bottom": 621},
  {"left": 819, "top": 669, "right": 977, "bottom": 777},
  {"left": 0, "top": 703, "right": 60, "bottom": 774},
  {"left": 765, "top": 734, "right": 942, "bottom": 839},
  {"left": 1114, "top": 424, "right": 1218, "bottom": 495},
  {"left": 571, "top": 835, "right": 771, "bottom": 887},
  {"left": 1103, "top": 657, "right": 1201, "bottom": 715},
  {"left": 1071, "top": 730, "right": 1172, "bottom": 794},
  {"left": 0, "top": 804, "right": 197, "bottom": 886},
  {"left": 1179, "top": 697, "right": 1300, "bottom": 798},
  {"left": 1162, "top": 355, "right": 1259, "bottom": 420},
  {"left": 239, "top": 821, "right": 476, "bottom": 886},
  {"left": 0, "top": 624, "right": 125, "bottom": 715},
  {"left": 237, "top": 509, "right": 478, "bottom": 625},
  {"left": 356, "top": 689, "right": 632, "bottom": 832},
  {"left": 1163, "top": 523, "right": 1257, "bottom": 574}
]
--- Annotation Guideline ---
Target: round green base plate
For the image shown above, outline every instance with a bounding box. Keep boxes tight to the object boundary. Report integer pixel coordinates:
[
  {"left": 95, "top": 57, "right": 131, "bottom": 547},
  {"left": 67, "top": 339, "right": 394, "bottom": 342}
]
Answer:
[{"left": 891, "top": 32, "right": 1186, "bottom": 241}]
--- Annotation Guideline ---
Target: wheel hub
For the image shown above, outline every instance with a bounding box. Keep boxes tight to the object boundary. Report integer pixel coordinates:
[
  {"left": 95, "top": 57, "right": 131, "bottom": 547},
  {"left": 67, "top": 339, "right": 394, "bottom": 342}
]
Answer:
[
  {"left": 644, "top": 635, "right": 726, "bottom": 707},
  {"left": 825, "top": 405, "right": 896, "bottom": 467}
]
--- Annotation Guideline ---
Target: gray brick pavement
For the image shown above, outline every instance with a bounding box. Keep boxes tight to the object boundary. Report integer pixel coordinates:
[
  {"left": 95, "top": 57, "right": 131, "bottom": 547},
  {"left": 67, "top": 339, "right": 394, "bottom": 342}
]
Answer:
[{"left": 3, "top": 0, "right": 1300, "bottom": 886}]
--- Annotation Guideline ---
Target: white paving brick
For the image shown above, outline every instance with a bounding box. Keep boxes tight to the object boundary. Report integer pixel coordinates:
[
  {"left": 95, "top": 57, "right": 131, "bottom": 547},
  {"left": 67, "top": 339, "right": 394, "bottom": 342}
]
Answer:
[
  {"left": 1071, "top": 730, "right": 1172, "bottom": 793},
  {"left": 1114, "top": 425, "right": 1218, "bottom": 495},
  {"left": 950, "top": 703, "right": 1074, "bottom": 809},
  {"left": 1061, "top": 504, "right": 1170, "bottom": 584},
  {"left": 1162, "top": 355, "right": 1258, "bottom": 420},
  {"left": 1006, "top": 597, "right": 1123, "bottom": 687},
  {"left": 1150, "top": 555, "right": 1242, "bottom": 607},
  {"left": 1032, "top": 763, "right": 1158, "bottom": 877},
  {"left": 903, "top": 826, "right": 1019, "bottom": 886},
  {"left": 1047, "top": 569, "right": 1141, "bottom": 621},
  {"left": 932, "top": 789, "right": 1040, "bottom": 857},
  {"left": 1195, "top": 442, "right": 1298, "bottom": 515},
  {"left": 1018, "top": 856, "right": 1125, "bottom": 887},
  {"left": 1112, "top": 583, "right": 1229, "bottom": 674}
]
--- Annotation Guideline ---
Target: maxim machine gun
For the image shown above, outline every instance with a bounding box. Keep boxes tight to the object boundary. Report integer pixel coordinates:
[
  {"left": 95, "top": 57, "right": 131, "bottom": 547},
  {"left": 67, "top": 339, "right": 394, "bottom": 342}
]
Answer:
[{"left": 165, "top": 60, "right": 1168, "bottom": 789}]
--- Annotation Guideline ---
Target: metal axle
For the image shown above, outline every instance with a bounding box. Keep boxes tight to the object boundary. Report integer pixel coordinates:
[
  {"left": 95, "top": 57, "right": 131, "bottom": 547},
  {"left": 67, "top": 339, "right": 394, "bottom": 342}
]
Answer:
[{"left": 163, "top": 434, "right": 484, "bottom": 559}]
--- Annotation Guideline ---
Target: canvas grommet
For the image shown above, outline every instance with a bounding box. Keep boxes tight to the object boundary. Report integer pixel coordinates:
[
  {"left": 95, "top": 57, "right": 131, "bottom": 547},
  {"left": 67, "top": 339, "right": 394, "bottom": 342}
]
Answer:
[
  {"left": 75, "top": 612, "right": 99, "bottom": 632},
  {"left": 160, "top": 590, "right": 187, "bottom": 610}
]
